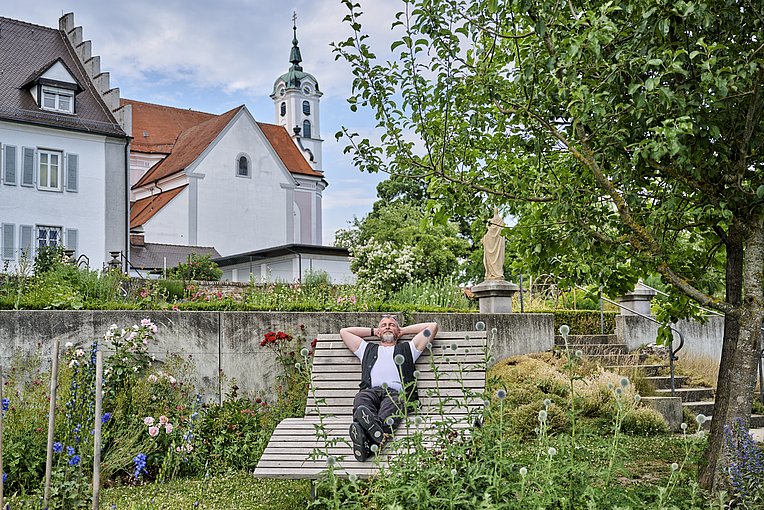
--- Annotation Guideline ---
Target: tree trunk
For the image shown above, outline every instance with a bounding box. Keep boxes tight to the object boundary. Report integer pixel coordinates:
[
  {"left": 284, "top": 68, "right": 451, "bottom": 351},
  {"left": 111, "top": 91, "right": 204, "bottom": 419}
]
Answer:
[{"left": 699, "top": 219, "right": 764, "bottom": 490}]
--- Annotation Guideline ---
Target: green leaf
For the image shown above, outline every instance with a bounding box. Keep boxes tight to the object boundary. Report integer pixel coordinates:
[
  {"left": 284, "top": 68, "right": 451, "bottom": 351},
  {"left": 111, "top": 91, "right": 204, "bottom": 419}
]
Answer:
[{"left": 757, "top": 185, "right": 764, "bottom": 199}]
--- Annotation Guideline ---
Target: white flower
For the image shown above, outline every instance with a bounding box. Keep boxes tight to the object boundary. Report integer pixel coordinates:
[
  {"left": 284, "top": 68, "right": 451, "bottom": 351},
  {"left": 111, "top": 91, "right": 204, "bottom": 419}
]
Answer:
[
  {"left": 148, "top": 374, "right": 158, "bottom": 383},
  {"left": 519, "top": 467, "right": 528, "bottom": 476},
  {"left": 75, "top": 348, "right": 85, "bottom": 357},
  {"left": 65, "top": 342, "right": 74, "bottom": 349},
  {"left": 144, "top": 416, "right": 155, "bottom": 426},
  {"left": 547, "top": 447, "right": 557, "bottom": 457},
  {"left": 165, "top": 423, "right": 173, "bottom": 433}
]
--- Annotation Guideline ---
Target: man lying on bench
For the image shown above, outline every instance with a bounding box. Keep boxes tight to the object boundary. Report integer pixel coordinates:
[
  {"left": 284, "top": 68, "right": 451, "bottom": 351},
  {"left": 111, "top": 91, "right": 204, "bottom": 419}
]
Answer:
[{"left": 339, "top": 315, "right": 439, "bottom": 462}]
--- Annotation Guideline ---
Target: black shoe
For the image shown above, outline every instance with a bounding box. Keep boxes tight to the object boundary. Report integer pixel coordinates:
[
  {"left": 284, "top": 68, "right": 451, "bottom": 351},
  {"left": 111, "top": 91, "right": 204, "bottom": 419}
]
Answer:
[
  {"left": 349, "top": 421, "right": 372, "bottom": 462},
  {"left": 354, "top": 405, "right": 386, "bottom": 444}
]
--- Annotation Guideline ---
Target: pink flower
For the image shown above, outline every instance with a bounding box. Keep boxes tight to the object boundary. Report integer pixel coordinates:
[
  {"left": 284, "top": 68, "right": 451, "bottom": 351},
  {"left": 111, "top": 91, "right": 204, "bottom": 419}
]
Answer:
[
  {"left": 172, "top": 305, "right": 179, "bottom": 312},
  {"left": 148, "top": 374, "right": 158, "bottom": 383},
  {"left": 186, "top": 443, "right": 193, "bottom": 453},
  {"left": 150, "top": 325, "right": 158, "bottom": 334},
  {"left": 158, "top": 415, "right": 168, "bottom": 425},
  {"left": 144, "top": 416, "right": 155, "bottom": 426},
  {"left": 148, "top": 426, "right": 159, "bottom": 437},
  {"left": 165, "top": 423, "right": 173, "bottom": 433},
  {"left": 141, "top": 318, "right": 152, "bottom": 327}
]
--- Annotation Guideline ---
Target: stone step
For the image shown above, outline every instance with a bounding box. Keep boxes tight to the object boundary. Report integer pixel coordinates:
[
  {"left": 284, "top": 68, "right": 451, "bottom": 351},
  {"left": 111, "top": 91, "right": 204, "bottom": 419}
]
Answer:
[
  {"left": 655, "top": 387, "right": 714, "bottom": 402},
  {"left": 683, "top": 400, "right": 715, "bottom": 416},
  {"left": 567, "top": 343, "right": 628, "bottom": 355},
  {"left": 645, "top": 375, "right": 689, "bottom": 390},
  {"left": 605, "top": 364, "right": 668, "bottom": 377},
  {"left": 555, "top": 334, "right": 618, "bottom": 346},
  {"left": 585, "top": 353, "right": 642, "bottom": 365},
  {"left": 701, "top": 414, "right": 764, "bottom": 430}
]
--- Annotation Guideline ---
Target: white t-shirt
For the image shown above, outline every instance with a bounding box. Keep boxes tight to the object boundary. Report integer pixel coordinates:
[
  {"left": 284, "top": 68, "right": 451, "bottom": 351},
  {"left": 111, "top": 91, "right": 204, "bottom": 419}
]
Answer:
[{"left": 353, "top": 341, "right": 423, "bottom": 392}]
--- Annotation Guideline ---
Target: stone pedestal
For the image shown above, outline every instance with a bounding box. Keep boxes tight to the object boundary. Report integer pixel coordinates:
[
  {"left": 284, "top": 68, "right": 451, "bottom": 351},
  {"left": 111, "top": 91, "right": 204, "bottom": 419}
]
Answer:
[
  {"left": 618, "top": 281, "right": 657, "bottom": 317},
  {"left": 471, "top": 279, "right": 520, "bottom": 314}
]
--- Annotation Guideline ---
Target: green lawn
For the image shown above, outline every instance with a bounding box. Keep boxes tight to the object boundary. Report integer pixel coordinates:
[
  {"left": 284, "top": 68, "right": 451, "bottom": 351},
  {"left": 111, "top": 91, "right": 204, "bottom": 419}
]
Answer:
[{"left": 101, "top": 473, "right": 310, "bottom": 509}]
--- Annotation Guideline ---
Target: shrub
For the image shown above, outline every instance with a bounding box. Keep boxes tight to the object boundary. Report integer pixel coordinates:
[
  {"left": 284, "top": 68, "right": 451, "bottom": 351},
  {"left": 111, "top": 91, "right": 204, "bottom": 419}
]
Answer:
[
  {"left": 528, "top": 309, "right": 618, "bottom": 335},
  {"left": 167, "top": 255, "right": 223, "bottom": 281},
  {"left": 620, "top": 407, "right": 669, "bottom": 435}
]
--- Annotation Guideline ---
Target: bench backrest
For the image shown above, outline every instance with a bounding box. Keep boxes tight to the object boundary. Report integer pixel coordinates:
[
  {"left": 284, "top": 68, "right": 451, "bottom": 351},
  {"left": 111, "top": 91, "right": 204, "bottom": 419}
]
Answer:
[{"left": 307, "top": 330, "right": 487, "bottom": 419}]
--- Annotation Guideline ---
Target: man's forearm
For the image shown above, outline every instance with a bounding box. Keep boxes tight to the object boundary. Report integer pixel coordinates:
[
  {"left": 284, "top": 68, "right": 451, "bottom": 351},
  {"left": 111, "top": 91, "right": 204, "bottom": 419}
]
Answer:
[{"left": 400, "top": 322, "right": 437, "bottom": 336}]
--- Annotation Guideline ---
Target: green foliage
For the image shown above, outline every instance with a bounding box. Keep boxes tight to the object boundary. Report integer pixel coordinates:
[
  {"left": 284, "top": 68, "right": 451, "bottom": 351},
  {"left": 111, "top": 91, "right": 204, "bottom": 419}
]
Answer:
[
  {"left": 338, "top": 197, "right": 471, "bottom": 286},
  {"left": 528, "top": 309, "right": 618, "bottom": 335},
  {"left": 388, "top": 277, "right": 475, "bottom": 309},
  {"left": 34, "top": 245, "right": 67, "bottom": 274},
  {"left": 167, "top": 255, "right": 223, "bottom": 282},
  {"left": 620, "top": 407, "right": 670, "bottom": 436}
]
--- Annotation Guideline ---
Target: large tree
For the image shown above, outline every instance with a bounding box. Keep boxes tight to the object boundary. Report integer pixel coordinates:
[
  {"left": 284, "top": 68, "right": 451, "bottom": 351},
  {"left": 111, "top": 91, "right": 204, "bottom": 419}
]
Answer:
[{"left": 334, "top": 0, "right": 764, "bottom": 488}]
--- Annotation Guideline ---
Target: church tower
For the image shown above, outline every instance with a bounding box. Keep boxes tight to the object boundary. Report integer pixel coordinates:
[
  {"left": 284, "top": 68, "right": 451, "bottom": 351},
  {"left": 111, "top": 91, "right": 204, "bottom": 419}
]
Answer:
[{"left": 271, "top": 15, "right": 323, "bottom": 172}]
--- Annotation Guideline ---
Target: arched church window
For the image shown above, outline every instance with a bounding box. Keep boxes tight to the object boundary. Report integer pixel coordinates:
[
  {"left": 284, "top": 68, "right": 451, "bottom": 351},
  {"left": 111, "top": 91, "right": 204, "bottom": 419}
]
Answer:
[
  {"left": 280, "top": 102, "right": 286, "bottom": 116},
  {"left": 303, "top": 101, "right": 310, "bottom": 115},
  {"left": 302, "top": 120, "right": 312, "bottom": 139},
  {"left": 236, "top": 154, "right": 250, "bottom": 178}
]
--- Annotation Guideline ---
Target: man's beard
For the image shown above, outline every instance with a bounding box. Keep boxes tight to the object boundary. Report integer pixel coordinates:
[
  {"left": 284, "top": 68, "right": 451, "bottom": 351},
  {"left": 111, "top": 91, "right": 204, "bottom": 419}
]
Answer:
[{"left": 381, "top": 332, "right": 396, "bottom": 343}]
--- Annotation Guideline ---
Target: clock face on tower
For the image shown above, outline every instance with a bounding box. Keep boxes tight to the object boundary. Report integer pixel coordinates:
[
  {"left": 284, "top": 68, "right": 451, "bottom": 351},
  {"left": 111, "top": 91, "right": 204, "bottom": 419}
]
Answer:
[
  {"left": 279, "top": 87, "right": 286, "bottom": 97},
  {"left": 302, "top": 85, "right": 312, "bottom": 95}
]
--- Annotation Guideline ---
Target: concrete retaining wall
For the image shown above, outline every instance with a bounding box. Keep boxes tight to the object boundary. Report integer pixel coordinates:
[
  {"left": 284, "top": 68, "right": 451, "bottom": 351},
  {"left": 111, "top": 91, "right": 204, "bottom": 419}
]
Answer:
[
  {"left": 616, "top": 314, "right": 724, "bottom": 361},
  {"left": 0, "top": 311, "right": 554, "bottom": 402}
]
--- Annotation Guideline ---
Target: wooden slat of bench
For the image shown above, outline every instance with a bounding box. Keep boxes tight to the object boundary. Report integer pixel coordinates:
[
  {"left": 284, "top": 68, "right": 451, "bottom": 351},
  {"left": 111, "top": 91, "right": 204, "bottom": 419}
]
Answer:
[
  {"left": 254, "top": 330, "right": 487, "bottom": 479},
  {"left": 253, "top": 415, "right": 476, "bottom": 479}
]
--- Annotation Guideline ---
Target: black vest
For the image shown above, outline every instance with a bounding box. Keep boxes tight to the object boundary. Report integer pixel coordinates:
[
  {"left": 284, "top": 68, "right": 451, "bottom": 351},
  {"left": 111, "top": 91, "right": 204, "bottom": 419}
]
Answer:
[{"left": 359, "top": 341, "right": 418, "bottom": 403}]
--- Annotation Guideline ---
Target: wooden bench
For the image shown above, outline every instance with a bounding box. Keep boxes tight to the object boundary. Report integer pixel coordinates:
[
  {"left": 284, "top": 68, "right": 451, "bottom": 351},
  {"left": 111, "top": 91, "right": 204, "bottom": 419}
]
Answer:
[{"left": 253, "top": 330, "right": 487, "bottom": 479}]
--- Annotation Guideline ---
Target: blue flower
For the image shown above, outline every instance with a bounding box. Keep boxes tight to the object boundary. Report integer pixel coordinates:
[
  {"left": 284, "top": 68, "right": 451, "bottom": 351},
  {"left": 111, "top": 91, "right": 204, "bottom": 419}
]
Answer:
[
  {"left": 102, "top": 412, "right": 112, "bottom": 424},
  {"left": 1, "top": 398, "right": 9, "bottom": 412},
  {"left": 69, "top": 455, "right": 81, "bottom": 466},
  {"left": 133, "top": 453, "right": 147, "bottom": 479},
  {"left": 2, "top": 472, "right": 6, "bottom": 482},
  {"left": 53, "top": 442, "right": 63, "bottom": 453},
  {"left": 67, "top": 446, "right": 75, "bottom": 456}
]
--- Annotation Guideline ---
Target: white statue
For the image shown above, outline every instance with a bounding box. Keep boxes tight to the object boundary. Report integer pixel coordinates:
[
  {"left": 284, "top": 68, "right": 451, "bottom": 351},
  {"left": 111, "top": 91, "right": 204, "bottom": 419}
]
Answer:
[{"left": 481, "top": 208, "right": 506, "bottom": 280}]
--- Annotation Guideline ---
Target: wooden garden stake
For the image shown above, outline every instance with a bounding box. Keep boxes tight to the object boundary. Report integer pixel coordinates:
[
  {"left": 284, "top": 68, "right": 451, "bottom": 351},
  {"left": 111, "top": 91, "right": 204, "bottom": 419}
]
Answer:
[
  {"left": 92, "top": 350, "right": 104, "bottom": 510},
  {"left": 0, "top": 368, "right": 5, "bottom": 510},
  {"left": 43, "top": 338, "right": 60, "bottom": 508}
]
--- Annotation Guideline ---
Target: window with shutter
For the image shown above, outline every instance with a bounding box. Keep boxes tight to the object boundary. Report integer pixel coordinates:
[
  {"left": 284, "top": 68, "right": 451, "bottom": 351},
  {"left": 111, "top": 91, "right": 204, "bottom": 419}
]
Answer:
[
  {"left": 21, "top": 147, "right": 35, "bottom": 187},
  {"left": 302, "top": 120, "right": 312, "bottom": 139},
  {"left": 66, "top": 153, "right": 78, "bottom": 192},
  {"left": 38, "top": 150, "right": 62, "bottom": 191},
  {"left": 20, "top": 225, "right": 33, "bottom": 261},
  {"left": 65, "top": 228, "right": 78, "bottom": 254},
  {"left": 303, "top": 101, "right": 310, "bottom": 115},
  {"left": 2, "top": 223, "right": 15, "bottom": 260},
  {"left": 4, "top": 145, "right": 17, "bottom": 186}
]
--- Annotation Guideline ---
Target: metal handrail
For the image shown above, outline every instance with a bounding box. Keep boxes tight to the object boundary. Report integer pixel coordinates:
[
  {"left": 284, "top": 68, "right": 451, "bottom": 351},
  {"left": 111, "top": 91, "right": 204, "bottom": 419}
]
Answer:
[{"left": 575, "top": 284, "right": 685, "bottom": 398}]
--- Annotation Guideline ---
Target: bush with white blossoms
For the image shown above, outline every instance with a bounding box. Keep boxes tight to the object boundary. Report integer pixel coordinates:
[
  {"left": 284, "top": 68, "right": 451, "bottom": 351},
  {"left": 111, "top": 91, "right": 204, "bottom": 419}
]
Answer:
[
  {"left": 350, "top": 238, "right": 417, "bottom": 296},
  {"left": 103, "top": 318, "right": 159, "bottom": 414}
]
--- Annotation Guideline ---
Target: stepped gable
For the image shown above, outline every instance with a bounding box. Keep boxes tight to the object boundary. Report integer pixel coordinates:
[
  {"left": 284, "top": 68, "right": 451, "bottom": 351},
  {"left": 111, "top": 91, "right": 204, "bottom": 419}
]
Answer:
[{"left": 0, "top": 16, "right": 124, "bottom": 137}]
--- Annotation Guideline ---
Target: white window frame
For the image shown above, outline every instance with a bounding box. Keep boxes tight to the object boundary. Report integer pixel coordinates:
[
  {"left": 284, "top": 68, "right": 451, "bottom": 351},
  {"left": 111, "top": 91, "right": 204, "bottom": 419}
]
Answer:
[
  {"left": 235, "top": 153, "right": 251, "bottom": 178},
  {"left": 38, "top": 149, "right": 62, "bottom": 191},
  {"left": 41, "top": 86, "right": 74, "bottom": 114},
  {"left": 36, "top": 225, "right": 63, "bottom": 249}
]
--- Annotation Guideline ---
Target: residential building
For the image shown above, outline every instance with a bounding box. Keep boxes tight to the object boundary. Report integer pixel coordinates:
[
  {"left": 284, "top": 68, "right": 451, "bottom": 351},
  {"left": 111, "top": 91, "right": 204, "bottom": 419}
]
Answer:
[{"left": 0, "top": 14, "right": 129, "bottom": 272}]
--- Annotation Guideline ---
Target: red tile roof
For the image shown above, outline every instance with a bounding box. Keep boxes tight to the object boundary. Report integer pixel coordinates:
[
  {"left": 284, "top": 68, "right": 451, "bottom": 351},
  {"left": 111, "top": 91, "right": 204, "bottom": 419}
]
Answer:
[
  {"left": 133, "top": 105, "right": 243, "bottom": 188},
  {"left": 124, "top": 99, "right": 323, "bottom": 190},
  {"left": 121, "top": 99, "right": 216, "bottom": 154},
  {"left": 130, "top": 185, "right": 187, "bottom": 228},
  {"left": 258, "top": 122, "right": 322, "bottom": 177}
]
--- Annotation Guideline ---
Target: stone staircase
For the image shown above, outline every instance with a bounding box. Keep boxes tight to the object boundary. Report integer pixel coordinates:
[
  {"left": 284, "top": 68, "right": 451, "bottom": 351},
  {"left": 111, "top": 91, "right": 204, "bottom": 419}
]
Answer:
[{"left": 555, "top": 334, "right": 764, "bottom": 429}]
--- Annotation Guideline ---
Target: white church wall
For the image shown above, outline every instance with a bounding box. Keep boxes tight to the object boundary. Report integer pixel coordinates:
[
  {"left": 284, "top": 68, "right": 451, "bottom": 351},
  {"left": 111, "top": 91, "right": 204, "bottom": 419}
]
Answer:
[
  {"left": 192, "top": 113, "right": 290, "bottom": 256},
  {"left": 142, "top": 188, "right": 189, "bottom": 246}
]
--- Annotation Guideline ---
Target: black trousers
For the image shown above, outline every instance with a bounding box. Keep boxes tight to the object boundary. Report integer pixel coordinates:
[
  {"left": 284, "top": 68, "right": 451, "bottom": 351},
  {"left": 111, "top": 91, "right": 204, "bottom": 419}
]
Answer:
[{"left": 353, "top": 386, "right": 406, "bottom": 434}]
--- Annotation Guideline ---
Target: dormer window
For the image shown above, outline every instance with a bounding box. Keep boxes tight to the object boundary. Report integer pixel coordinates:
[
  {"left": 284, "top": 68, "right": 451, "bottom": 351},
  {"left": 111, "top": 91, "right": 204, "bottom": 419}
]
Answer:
[{"left": 41, "top": 86, "right": 74, "bottom": 114}]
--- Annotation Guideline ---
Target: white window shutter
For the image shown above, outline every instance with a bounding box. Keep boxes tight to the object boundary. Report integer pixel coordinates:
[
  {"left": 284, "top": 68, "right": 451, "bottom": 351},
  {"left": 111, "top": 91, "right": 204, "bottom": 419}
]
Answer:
[
  {"left": 65, "top": 228, "right": 78, "bottom": 254},
  {"left": 66, "top": 153, "right": 78, "bottom": 192},
  {"left": 4, "top": 145, "right": 17, "bottom": 185},
  {"left": 21, "top": 147, "right": 35, "bottom": 187},
  {"left": 2, "top": 223, "right": 15, "bottom": 260},
  {"left": 20, "top": 225, "right": 33, "bottom": 261}
]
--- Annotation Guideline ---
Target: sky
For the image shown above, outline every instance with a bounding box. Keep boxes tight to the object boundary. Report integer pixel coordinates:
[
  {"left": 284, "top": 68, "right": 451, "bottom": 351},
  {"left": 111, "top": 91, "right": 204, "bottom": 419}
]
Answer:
[{"left": 2, "top": 0, "right": 403, "bottom": 244}]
